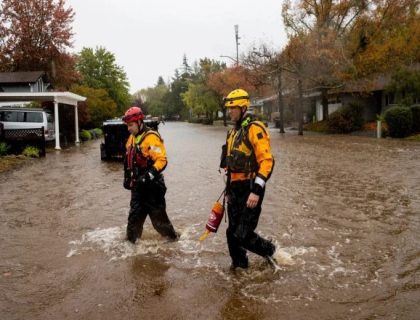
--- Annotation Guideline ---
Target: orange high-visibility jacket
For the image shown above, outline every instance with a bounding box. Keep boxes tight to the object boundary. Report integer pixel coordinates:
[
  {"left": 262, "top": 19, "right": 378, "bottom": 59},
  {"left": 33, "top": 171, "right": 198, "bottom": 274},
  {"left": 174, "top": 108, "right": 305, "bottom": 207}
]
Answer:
[{"left": 226, "top": 118, "right": 274, "bottom": 183}]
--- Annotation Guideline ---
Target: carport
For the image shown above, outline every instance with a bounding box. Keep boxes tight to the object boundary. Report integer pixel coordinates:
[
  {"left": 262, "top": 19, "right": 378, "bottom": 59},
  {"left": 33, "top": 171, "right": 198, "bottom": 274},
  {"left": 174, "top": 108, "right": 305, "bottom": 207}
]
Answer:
[{"left": 0, "top": 91, "right": 86, "bottom": 150}]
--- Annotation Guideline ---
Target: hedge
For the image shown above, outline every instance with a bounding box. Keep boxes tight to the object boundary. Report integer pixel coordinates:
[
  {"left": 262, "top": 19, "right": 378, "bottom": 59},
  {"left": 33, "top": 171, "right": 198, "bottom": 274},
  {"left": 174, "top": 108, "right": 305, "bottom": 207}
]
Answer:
[{"left": 384, "top": 106, "right": 413, "bottom": 138}]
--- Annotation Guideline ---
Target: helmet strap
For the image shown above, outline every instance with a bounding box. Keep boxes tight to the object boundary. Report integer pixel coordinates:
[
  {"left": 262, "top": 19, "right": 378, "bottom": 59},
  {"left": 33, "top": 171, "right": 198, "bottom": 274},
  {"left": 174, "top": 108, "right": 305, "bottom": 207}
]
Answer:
[{"left": 138, "top": 120, "right": 145, "bottom": 132}]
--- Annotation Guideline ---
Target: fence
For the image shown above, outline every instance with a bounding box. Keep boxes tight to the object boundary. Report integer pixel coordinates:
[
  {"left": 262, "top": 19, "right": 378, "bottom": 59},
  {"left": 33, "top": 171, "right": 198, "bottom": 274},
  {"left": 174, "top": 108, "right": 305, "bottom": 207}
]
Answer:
[{"left": 0, "top": 126, "right": 46, "bottom": 157}]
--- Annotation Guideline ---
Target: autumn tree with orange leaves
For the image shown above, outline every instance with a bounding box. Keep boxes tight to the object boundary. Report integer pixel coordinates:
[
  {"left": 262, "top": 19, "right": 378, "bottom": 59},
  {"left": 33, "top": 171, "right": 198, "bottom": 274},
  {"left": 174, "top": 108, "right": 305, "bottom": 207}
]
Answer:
[
  {"left": 207, "top": 65, "right": 260, "bottom": 125},
  {"left": 348, "top": 0, "right": 420, "bottom": 77},
  {"left": 0, "top": 0, "right": 78, "bottom": 89},
  {"left": 282, "top": 0, "right": 368, "bottom": 120},
  {"left": 282, "top": 0, "right": 420, "bottom": 121}
]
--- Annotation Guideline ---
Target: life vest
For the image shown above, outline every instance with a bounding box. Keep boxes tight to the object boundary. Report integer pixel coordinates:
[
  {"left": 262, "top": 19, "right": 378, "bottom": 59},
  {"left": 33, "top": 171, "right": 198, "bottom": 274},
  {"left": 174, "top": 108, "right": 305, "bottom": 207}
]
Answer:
[
  {"left": 125, "top": 128, "right": 162, "bottom": 175},
  {"left": 226, "top": 119, "right": 266, "bottom": 175}
]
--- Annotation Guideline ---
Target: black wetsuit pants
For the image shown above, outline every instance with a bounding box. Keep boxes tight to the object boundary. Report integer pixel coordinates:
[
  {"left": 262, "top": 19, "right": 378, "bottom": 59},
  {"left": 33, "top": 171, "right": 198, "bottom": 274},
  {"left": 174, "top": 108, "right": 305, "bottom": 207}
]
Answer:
[
  {"left": 226, "top": 180, "right": 275, "bottom": 268},
  {"left": 126, "top": 175, "right": 178, "bottom": 243}
]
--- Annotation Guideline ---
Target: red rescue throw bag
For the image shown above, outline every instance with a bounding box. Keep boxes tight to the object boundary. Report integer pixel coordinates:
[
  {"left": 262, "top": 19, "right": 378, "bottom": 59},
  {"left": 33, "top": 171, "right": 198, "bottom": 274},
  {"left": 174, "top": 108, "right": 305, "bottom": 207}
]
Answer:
[{"left": 199, "top": 201, "right": 224, "bottom": 241}]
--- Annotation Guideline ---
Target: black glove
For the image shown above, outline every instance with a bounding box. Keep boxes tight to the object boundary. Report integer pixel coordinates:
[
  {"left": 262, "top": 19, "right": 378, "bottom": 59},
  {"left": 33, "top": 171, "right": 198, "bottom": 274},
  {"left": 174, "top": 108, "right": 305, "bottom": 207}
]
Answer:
[
  {"left": 138, "top": 168, "right": 158, "bottom": 184},
  {"left": 123, "top": 176, "right": 132, "bottom": 190}
]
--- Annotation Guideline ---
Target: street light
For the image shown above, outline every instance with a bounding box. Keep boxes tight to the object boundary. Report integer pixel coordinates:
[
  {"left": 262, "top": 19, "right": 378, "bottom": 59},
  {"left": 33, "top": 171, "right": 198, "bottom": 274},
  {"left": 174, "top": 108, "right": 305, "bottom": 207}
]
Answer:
[
  {"left": 234, "top": 24, "right": 240, "bottom": 66},
  {"left": 220, "top": 25, "right": 240, "bottom": 66}
]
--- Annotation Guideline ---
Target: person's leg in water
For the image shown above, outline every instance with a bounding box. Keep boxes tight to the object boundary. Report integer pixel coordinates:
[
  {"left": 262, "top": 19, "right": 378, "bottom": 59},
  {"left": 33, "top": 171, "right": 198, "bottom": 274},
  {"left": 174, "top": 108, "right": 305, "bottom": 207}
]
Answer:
[
  {"left": 227, "top": 190, "right": 249, "bottom": 269},
  {"left": 147, "top": 176, "right": 179, "bottom": 240},
  {"left": 126, "top": 191, "right": 149, "bottom": 243},
  {"left": 227, "top": 181, "right": 275, "bottom": 269}
]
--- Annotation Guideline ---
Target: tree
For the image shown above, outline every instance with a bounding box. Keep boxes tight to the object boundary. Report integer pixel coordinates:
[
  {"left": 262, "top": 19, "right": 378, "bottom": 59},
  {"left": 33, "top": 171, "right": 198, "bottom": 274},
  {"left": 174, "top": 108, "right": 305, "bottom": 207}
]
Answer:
[
  {"left": 164, "top": 60, "right": 193, "bottom": 119},
  {"left": 282, "top": 35, "right": 310, "bottom": 135},
  {"left": 70, "top": 84, "right": 117, "bottom": 128},
  {"left": 282, "top": 0, "right": 367, "bottom": 120},
  {"left": 386, "top": 68, "right": 420, "bottom": 107},
  {"left": 76, "top": 47, "right": 130, "bottom": 114},
  {"left": 348, "top": 0, "right": 420, "bottom": 77},
  {"left": 243, "top": 45, "right": 287, "bottom": 133},
  {"left": 156, "top": 76, "right": 165, "bottom": 86},
  {"left": 0, "top": 0, "right": 78, "bottom": 89},
  {"left": 182, "top": 58, "right": 226, "bottom": 121},
  {"left": 137, "top": 82, "right": 169, "bottom": 117},
  {"left": 181, "top": 82, "right": 219, "bottom": 120},
  {"left": 282, "top": 0, "right": 367, "bottom": 37},
  {"left": 207, "top": 65, "right": 257, "bottom": 125}
]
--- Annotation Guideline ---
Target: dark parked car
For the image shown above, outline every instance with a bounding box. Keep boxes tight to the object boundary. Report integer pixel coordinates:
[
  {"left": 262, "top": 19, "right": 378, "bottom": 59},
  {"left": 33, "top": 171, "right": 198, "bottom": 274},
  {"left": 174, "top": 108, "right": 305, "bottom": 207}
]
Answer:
[{"left": 100, "top": 118, "right": 160, "bottom": 161}]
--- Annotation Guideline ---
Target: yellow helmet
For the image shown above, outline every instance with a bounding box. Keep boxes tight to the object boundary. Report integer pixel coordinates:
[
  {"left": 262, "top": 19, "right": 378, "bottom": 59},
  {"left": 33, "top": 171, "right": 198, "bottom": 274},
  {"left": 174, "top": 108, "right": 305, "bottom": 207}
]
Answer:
[{"left": 224, "top": 89, "right": 250, "bottom": 108}]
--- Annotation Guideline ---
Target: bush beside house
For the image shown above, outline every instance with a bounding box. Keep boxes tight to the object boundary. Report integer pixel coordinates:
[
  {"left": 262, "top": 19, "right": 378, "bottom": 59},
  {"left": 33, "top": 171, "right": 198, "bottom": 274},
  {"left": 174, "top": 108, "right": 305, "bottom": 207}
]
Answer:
[
  {"left": 326, "top": 103, "right": 365, "bottom": 134},
  {"left": 384, "top": 106, "right": 413, "bottom": 138}
]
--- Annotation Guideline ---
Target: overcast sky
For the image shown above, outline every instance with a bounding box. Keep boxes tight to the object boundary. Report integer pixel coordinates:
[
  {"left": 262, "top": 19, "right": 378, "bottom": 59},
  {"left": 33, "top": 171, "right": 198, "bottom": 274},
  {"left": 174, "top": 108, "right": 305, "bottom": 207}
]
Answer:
[{"left": 66, "top": 0, "right": 288, "bottom": 94}]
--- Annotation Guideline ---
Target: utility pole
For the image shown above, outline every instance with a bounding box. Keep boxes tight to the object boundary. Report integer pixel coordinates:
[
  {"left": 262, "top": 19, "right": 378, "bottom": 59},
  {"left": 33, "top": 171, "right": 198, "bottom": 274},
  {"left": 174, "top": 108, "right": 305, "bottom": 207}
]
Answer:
[{"left": 234, "top": 24, "right": 240, "bottom": 66}]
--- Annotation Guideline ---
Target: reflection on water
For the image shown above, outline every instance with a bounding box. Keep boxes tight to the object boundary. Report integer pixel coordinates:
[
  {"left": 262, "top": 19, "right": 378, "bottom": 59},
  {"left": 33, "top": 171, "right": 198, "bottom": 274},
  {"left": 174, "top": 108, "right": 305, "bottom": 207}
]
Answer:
[{"left": 1, "top": 122, "right": 419, "bottom": 319}]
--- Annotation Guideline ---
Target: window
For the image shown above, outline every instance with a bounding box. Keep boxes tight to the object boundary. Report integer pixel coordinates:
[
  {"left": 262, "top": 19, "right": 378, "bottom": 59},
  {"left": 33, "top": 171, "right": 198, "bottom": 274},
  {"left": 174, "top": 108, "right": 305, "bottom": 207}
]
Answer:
[
  {"left": 385, "top": 93, "right": 395, "bottom": 106},
  {"left": 1, "top": 111, "right": 24, "bottom": 122},
  {"left": 25, "top": 112, "right": 43, "bottom": 123}
]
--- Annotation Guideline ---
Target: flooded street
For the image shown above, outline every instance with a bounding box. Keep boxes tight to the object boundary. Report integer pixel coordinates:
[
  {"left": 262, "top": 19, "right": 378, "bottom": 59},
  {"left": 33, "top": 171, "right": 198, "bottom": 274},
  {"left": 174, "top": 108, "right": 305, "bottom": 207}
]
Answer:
[{"left": 1, "top": 122, "right": 420, "bottom": 320}]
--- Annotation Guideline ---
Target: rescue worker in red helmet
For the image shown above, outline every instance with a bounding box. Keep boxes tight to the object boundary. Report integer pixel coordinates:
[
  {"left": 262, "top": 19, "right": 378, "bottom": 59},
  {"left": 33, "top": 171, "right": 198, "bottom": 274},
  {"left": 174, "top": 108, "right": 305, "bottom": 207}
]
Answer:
[
  {"left": 122, "top": 106, "right": 178, "bottom": 243},
  {"left": 220, "top": 89, "right": 276, "bottom": 270}
]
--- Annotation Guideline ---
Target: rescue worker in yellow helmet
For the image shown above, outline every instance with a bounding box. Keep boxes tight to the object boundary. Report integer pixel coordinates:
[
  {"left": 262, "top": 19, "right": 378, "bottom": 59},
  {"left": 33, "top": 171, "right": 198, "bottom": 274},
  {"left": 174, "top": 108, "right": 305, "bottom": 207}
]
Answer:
[
  {"left": 122, "top": 106, "right": 178, "bottom": 243},
  {"left": 220, "top": 89, "right": 276, "bottom": 270}
]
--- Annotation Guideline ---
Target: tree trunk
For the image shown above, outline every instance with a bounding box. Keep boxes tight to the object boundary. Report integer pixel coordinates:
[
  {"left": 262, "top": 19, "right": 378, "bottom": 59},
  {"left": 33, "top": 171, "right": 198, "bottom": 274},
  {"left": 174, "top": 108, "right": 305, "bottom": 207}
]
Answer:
[
  {"left": 298, "top": 78, "right": 304, "bottom": 135},
  {"left": 277, "top": 69, "right": 285, "bottom": 133},
  {"left": 222, "top": 106, "right": 227, "bottom": 126},
  {"left": 321, "top": 88, "right": 329, "bottom": 121}
]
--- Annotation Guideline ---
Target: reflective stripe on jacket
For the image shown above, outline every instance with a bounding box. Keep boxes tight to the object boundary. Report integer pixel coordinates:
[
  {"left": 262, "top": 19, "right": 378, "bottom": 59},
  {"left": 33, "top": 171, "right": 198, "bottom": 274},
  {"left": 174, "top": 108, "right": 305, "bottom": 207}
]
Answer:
[{"left": 226, "top": 119, "right": 274, "bottom": 182}]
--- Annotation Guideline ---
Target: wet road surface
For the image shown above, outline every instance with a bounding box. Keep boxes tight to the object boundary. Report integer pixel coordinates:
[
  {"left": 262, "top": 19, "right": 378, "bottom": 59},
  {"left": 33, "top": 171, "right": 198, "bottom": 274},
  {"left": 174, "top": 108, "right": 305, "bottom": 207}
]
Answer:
[{"left": 1, "top": 122, "right": 420, "bottom": 319}]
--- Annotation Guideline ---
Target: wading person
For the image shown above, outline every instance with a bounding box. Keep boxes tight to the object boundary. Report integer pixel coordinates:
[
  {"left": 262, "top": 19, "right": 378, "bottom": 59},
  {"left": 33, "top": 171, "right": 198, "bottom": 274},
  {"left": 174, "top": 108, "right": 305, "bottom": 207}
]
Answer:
[
  {"left": 122, "top": 106, "right": 178, "bottom": 243},
  {"left": 221, "top": 89, "right": 276, "bottom": 270}
]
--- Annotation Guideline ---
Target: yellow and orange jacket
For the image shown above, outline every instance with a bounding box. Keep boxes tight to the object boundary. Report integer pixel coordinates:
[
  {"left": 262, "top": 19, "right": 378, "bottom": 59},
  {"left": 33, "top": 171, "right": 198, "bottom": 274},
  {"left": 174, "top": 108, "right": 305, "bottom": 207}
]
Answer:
[
  {"left": 224, "top": 116, "right": 274, "bottom": 184},
  {"left": 125, "top": 129, "right": 167, "bottom": 174}
]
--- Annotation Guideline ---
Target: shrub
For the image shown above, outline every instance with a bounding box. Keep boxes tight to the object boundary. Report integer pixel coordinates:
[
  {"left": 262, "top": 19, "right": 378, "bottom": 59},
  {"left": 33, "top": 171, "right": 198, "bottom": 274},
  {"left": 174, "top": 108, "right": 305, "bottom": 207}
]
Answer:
[
  {"left": 327, "top": 103, "right": 364, "bottom": 133},
  {"left": 410, "top": 105, "right": 420, "bottom": 132},
  {"left": 202, "top": 118, "right": 213, "bottom": 125},
  {"left": 304, "top": 120, "right": 329, "bottom": 132},
  {"left": 327, "top": 111, "right": 353, "bottom": 133},
  {"left": 345, "top": 102, "right": 364, "bottom": 130},
  {"left": 94, "top": 128, "right": 103, "bottom": 137},
  {"left": 188, "top": 118, "right": 202, "bottom": 124},
  {"left": 406, "top": 134, "right": 420, "bottom": 141},
  {"left": 22, "top": 146, "right": 40, "bottom": 158},
  {"left": 384, "top": 106, "right": 413, "bottom": 138},
  {"left": 80, "top": 129, "right": 92, "bottom": 141},
  {"left": 89, "top": 129, "right": 98, "bottom": 139},
  {"left": 0, "top": 142, "right": 11, "bottom": 156}
]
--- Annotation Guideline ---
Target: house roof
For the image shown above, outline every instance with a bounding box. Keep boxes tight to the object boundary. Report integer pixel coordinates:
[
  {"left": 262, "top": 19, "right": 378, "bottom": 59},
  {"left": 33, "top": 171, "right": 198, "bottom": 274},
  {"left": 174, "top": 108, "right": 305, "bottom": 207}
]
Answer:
[
  {"left": 0, "top": 92, "right": 86, "bottom": 105},
  {"left": 0, "top": 71, "right": 46, "bottom": 84}
]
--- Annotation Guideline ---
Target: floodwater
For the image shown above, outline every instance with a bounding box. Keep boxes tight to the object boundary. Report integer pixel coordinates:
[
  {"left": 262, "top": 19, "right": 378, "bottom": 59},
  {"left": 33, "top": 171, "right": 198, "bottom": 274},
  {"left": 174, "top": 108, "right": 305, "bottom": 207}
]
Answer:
[{"left": 1, "top": 122, "right": 419, "bottom": 320}]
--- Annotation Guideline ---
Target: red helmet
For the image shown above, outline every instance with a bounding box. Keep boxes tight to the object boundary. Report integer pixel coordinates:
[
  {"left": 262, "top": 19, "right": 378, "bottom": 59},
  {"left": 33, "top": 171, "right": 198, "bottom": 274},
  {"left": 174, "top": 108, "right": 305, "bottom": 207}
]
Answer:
[{"left": 123, "top": 106, "right": 144, "bottom": 123}]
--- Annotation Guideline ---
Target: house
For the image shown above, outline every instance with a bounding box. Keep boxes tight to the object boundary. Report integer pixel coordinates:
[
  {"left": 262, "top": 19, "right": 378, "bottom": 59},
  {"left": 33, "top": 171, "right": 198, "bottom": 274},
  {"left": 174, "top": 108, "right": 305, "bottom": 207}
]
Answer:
[
  {"left": 312, "top": 65, "right": 420, "bottom": 121},
  {"left": 0, "top": 71, "right": 86, "bottom": 150},
  {"left": 0, "top": 71, "right": 50, "bottom": 108},
  {"left": 312, "top": 76, "right": 393, "bottom": 122},
  {"left": 254, "top": 67, "right": 419, "bottom": 124},
  {"left": 0, "top": 71, "right": 50, "bottom": 93}
]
